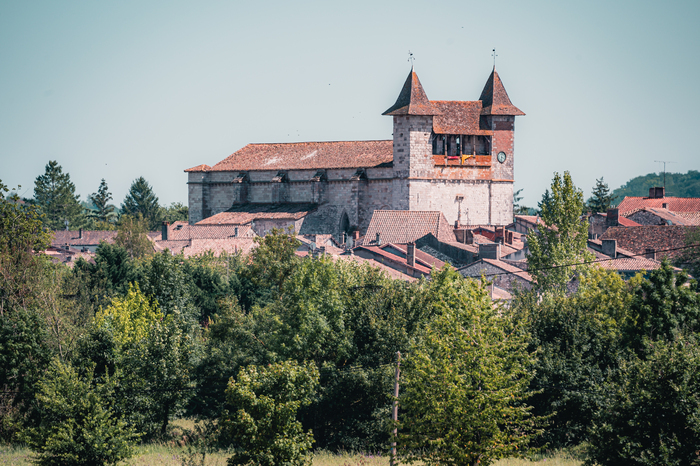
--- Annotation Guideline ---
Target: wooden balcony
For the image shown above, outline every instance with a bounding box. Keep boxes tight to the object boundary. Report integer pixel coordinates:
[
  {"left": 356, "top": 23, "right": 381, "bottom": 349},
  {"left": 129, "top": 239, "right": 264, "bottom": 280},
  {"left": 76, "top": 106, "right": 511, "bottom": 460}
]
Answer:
[{"left": 433, "top": 154, "right": 491, "bottom": 168}]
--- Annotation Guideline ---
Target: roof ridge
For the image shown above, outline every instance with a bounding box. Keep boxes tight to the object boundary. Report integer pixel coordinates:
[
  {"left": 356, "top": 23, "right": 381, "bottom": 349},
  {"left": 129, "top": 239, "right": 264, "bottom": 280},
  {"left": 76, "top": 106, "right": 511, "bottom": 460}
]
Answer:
[{"left": 246, "top": 139, "right": 393, "bottom": 146}]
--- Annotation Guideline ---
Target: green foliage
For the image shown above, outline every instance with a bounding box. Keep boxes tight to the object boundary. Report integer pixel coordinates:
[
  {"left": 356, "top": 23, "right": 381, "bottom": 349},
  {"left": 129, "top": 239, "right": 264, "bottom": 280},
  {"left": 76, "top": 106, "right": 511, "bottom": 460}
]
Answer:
[
  {"left": 399, "top": 268, "right": 543, "bottom": 466},
  {"left": 622, "top": 260, "right": 700, "bottom": 354},
  {"left": 513, "top": 189, "right": 533, "bottom": 216},
  {"left": 159, "top": 202, "right": 189, "bottom": 224},
  {"left": 88, "top": 179, "right": 117, "bottom": 224},
  {"left": 95, "top": 283, "right": 163, "bottom": 347},
  {"left": 513, "top": 267, "right": 634, "bottom": 448},
  {"left": 221, "top": 360, "right": 319, "bottom": 466},
  {"left": 115, "top": 214, "right": 153, "bottom": 259},
  {"left": 32, "top": 161, "right": 84, "bottom": 230},
  {"left": 0, "top": 181, "right": 53, "bottom": 316},
  {"left": 587, "top": 336, "right": 700, "bottom": 466},
  {"left": 121, "top": 177, "right": 160, "bottom": 230},
  {"left": 527, "top": 172, "right": 592, "bottom": 295},
  {"left": 25, "top": 359, "right": 139, "bottom": 466},
  {"left": 610, "top": 169, "right": 700, "bottom": 200},
  {"left": 245, "top": 227, "right": 301, "bottom": 296},
  {"left": 586, "top": 177, "right": 615, "bottom": 214}
]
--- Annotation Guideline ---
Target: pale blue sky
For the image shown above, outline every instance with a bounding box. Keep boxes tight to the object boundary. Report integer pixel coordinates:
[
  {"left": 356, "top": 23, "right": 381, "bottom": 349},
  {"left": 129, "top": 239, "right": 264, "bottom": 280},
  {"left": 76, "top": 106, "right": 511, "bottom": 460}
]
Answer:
[{"left": 1, "top": 0, "right": 699, "bottom": 208}]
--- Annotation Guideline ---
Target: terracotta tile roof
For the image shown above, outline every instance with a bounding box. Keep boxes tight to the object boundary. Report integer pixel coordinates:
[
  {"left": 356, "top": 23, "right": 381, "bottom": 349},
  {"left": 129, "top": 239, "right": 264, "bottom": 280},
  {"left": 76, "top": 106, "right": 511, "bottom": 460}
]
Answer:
[
  {"left": 197, "top": 203, "right": 317, "bottom": 225},
  {"left": 587, "top": 238, "right": 638, "bottom": 258},
  {"left": 431, "top": 101, "right": 491, "bottom": 135},
  {"left": 51, "top": 230, "right": 117, "bottom": 247},
  {"left": 362, "top": 210, "right": 455, "bottom": 246},
  {"left": 382, "top": 69, "right": 440, "bottom": 116},
  {"left": 185, "top": 164, "right": 211, "bottom": 172},
  {"left": 354, "top": 245, "right": 433, "bottom": 275},
  {"left": 386, "top": 243, "right": 447, "bottom": 270},
  {"left": 478, "top": 69, "right": 525, "bottom": 116},
  {"left": 617, "top": 196, "right": 700, "bottom": 216},
  {"left": 600, "top": 225, "right": 697, "bottom": 260},
  {"left": 336, "top": 253, "right": 417, "bottom": 282},
  {"left": 458, "top": 258, "right": 533, "bottom": 282},
  {"left": 164, "top": 221, "right": 255, "bottom": 240},
  {"left": 595, "top": 257, "right": 665, "bottom": 272},
  {"left": 200, "top": 140, "right": 393, "bottom": 172},
  {"left": 154, "top": 238, "right": 257, "bottom": 257},
  {"left": 628, "top": 208, "right": 696, "bottom": 226},
  {"left": 676, "top": 212, "right": 700, "bottom": 224},
  {"left": 514, "top": 215, "right": 546, "bottom": 227}
]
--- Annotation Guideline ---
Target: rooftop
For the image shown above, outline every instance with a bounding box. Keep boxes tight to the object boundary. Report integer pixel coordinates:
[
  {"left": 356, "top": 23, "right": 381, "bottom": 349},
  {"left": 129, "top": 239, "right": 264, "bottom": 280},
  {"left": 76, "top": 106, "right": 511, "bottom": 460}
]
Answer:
[
  {"left": 617, "top": 196, "right": 700, "bottom": 215},
  {"left": 362, "top": 210, "right": 455, "bottom": 246}
]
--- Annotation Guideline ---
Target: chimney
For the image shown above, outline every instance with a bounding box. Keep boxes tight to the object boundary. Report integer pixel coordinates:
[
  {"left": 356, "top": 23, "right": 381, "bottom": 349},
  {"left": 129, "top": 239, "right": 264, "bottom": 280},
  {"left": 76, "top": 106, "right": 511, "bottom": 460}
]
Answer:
[
  {"left": 649, "top": 187, "right": 665, "bottom": 199},
  {"left": 606, "top": 208, "right": 619, "bottom": 227},
  {"left": 376, "top": 232, "right": 381, "bottom": 246},
  {"left": 353, "top": 230, "right": 360, "bottom": 241},
  {"left": 645, "top": 248, "right": 656, "bottom": 260},
  {"left": 234, "top": 226, "right": 239, "bottom": 237},
  {"left": 407, "top": 242, "right": 416, "bottom": 267},
  {"left": 479, "top": 243, "right": 501, "bottom": 260},
  {"left": 78, "top": 228, "right": 83, "bottom": 239},
  {"left": 465, "top": 230, "right": 474, "bottom": 245},
  {"left": 506, "top": 230, "right": 513, "bottom": 245},
  {"left": 162, "top": 222, "right": 169, "bottom": 241},
  {"left": 601, "top": 239, "right": 617, "bottom": 258},
  {"left": 454, "top": 220, "right": 459, "bottom": 229}
]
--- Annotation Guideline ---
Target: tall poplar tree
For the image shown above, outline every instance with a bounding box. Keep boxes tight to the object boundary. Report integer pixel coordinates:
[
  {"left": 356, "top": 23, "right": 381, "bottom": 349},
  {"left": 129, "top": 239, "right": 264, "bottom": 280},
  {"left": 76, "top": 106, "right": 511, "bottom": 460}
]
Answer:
[
  {"left": 33, "top": 161, "right": 83, "bottom": 230},
  {"left": 527, "top": 171, "right": 592, "bottom": 295}
]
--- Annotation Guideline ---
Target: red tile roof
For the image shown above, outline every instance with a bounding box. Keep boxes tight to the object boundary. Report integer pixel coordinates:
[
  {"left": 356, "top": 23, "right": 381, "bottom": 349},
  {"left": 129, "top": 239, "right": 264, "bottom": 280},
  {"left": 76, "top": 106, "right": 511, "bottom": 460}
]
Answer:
[
  {"left": 458, "top": 258, "right": 533, "bottom": 282},
  {"left": 154, "top": 238, "right": 257, "bottom": 257},
  {"left": 362, "top": 210, "right": 455, "bottom": 246},
  {"left": 189, "top": 140, "right": 393, "bottom": 172},
  {"left": 479, "top": 69, "right": 525, "bottom": 116},
  {"left": 357, "top": 245, "right": 433, "bottom": 275},
  {"left": 600, "top": 225, "right": 697, "bottom": 260},
  {"left": 596, "top": 257, "right": 665, "bottom": 272},
  {"left": 196, "top": 203, "right": 317, "bottom": 225},
  {"left": 617, "top": 196, "right": 700, "bottom": 216},
  {"left": 164, "top": 221, "right": 255, "bottom": 240},
  {"left": 431, "top": 101, "right": 492, "bottom": 135},
  {"left": 184, "top": 164, "right": 211, "bottom": 173},
  {"left": 382, "top": 69, "right": 440, "bottom": 116},
  {"left": 51, "top": 230, "right": 117, "bottom": 247},
  {"left": 594, "top": 212, "right": 641, "bottom": 227},
  {"left": 628, "top": 208, "right": 696, "bottom": 226},
  {"left": 336, "top": 253, "right": 417, "bottom": 282},
  {"left": 386, "top": 243, "right": 447, "bottom": 270}
]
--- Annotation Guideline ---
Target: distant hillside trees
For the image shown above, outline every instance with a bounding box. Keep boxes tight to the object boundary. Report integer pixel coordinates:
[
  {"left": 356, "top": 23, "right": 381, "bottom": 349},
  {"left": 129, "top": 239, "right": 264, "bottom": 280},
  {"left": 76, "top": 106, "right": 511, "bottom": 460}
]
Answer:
[{"left": 611, "top": 169, "right": 700, "bottom": 200}]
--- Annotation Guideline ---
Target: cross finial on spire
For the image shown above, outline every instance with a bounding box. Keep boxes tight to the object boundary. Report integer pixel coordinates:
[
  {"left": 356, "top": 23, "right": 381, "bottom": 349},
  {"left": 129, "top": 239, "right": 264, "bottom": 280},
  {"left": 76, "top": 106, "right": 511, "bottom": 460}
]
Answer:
[
  {"left": 492, "top": 48, "right": 498, "bottom": 69},
  {"left": 408, "top": 50, "right": 415, "bottom": 69}
]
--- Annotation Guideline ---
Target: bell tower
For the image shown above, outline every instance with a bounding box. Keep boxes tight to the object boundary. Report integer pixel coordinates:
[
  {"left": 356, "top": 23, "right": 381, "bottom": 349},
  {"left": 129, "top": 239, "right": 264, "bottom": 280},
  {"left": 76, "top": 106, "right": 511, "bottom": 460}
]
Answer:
[{"left": 382, "top": 68, "right": 440, "bottom": 209}]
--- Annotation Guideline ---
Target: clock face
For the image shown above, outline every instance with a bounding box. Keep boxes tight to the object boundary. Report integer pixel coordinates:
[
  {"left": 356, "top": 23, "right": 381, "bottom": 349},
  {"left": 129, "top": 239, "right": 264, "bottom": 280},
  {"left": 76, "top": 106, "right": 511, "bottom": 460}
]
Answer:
[{"left": 497, "top": 151, "right": 507, "bottom": 163}]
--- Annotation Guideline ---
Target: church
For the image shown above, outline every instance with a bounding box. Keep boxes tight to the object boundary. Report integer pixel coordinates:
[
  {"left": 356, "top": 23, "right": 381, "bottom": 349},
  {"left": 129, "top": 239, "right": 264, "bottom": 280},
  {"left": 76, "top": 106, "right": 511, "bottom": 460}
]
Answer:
[{"left": 185, "top": 66, "right": 524, "bottom": 239}]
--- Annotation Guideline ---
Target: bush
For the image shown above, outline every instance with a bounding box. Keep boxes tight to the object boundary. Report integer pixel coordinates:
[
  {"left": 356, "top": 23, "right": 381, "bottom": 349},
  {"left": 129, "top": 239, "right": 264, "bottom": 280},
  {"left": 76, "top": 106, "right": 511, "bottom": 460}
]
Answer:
[
  {"left": 221, "top": 360, "right": 319, "bottom": 466},
  {"left": 25, "top": 359, "right": 139, "bottom": 466}
]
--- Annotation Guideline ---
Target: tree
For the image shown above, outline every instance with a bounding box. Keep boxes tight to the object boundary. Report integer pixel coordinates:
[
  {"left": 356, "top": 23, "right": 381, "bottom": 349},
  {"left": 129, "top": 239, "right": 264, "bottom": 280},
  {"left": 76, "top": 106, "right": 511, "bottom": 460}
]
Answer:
[
  {"left": 88, "top": 179, "right": 117, "bottom": 224},
  {"left": 513, "top": 189, "right": 532, "bottom": 216},
  {"left": 221, "top": 360, "right": 319, "bottom": 466},
  {"left": 537, "top": 188, "right": 552, "bottom": 214},
  {"left": 114, "top": 214, "right": 152, "bottom": 259},
  {"left": 587, "top": 336, "right": 700, "bottom": 466},
  {"left": 513, "top": 267, "right": 635, "bottom": 448},
  {"left": 25, "top": 359, "right": 139, "bottom": 466},
  {"left": 159, "top": 202, "right": 189, "bottom": 224},
  {"left": 33, "top": 161, "right": 84, "bottom": 230},
  {"left": 398, "top": 268, "right": 543, "bottom": 466},
  {"left": 527, "top": 171, "right": 592, "bottom": 295},
  {"left": 121, "top": 177, "right": 160, "bottom": 229},
  {"left": 587, "top": 177, "right": 615, "bottom": 214},
  {"left": 244, "top": 227, "right": 301, "bottom": 298},
  {"left": 675, "top": 226, "right": 700, "bottom": 278}
]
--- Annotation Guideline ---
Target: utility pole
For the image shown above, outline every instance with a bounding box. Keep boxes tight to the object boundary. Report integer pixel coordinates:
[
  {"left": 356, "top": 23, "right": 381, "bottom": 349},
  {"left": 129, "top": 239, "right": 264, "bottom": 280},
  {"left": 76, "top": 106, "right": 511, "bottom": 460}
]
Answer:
[
  {"left": 654, "top": 160, "right": 676, "bottom": 190},
  {"left": 390, "top": 351, "right": 401, "bottom": 466}
]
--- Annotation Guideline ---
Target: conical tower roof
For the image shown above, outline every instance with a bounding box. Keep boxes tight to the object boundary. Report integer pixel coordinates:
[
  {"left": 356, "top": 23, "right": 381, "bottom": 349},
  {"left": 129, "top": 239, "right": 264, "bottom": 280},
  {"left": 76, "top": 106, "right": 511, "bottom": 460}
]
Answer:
[
  {"left": 382, "top": 68, "right": 440, "bottom": 116},
  {"left": 479, "top": 69, "right": 525, "bottom": 116}
]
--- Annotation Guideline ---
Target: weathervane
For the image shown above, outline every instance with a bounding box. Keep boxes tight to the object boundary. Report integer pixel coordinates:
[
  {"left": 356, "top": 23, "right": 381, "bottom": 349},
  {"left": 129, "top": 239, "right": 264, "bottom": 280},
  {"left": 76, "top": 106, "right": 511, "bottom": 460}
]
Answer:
[
  {"left": 492, "top": 48, "right": 498, "bottom": 68},
  {"left": 408, "top": 50, "right": 415, "bottom": 68}
]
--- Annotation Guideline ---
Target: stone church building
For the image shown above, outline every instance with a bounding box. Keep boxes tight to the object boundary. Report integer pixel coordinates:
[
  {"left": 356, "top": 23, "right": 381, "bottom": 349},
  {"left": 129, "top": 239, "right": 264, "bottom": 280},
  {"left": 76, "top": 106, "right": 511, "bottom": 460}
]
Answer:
[{"left": 186, "top": 67, "right": 524, "bottom": 238}]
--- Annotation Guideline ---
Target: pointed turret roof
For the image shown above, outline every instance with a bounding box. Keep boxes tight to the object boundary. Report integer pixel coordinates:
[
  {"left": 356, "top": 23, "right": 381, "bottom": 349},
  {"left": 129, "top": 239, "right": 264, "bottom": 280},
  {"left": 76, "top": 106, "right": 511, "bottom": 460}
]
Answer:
[
  {"left": 479, "top": 68, "right": 525, "bottom": 116},
  {"left": 382, "top": 68, "right": 440, "bottom": 116}
]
